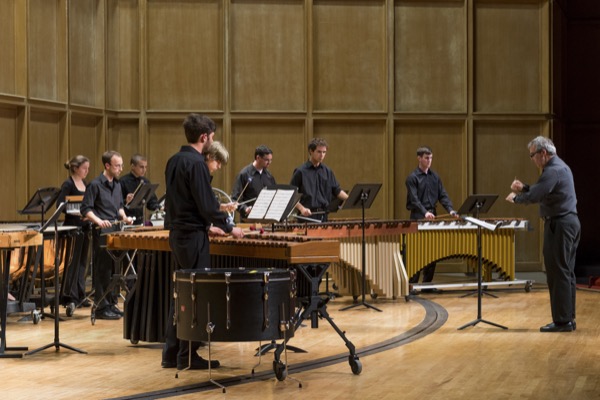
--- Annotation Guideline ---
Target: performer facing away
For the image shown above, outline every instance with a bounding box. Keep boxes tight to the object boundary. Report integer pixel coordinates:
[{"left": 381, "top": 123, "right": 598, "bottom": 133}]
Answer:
[
  {"left": 120, "top": 154, "right": 161, "bottom": 225},
  {"left": 290, "top": 138, "right": 348, "bottom": 222},
  {"left": 57, "top": 155, "right": 91, "bottom": 309},
  {"left": 162, "top": 114, "right": 243, "bottom": 371},
  {"left": 506, "top": 136, "right": 580, "bottom": 332},
  {"left": 80, "top": 151, "right": 134, "bottom": 320},
  {"left": 405, "top": 146, "right": 457, "bottom": 287},
  {"left": 231, "top": 144, "right": 276, "bottom": 220}
]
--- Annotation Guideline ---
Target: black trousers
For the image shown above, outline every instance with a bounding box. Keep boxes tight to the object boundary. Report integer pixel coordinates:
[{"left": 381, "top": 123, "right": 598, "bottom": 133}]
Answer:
[
  {"left": 162, "top": 229, "right": 211, "bottom": 364},
  {"left": 92, "top": 229, "right": 118, "bottom": 311},
  {"left": 543, "top": 213, "right": 580, "bottom": 324},
  {"left": 61, "top": 228, "right": 90, "bottom": 304}
]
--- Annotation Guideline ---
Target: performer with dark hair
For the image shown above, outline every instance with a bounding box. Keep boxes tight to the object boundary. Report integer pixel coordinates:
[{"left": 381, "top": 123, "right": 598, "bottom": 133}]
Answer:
[
  {"left": 290, "top": 138, "right": 348, "bottom": 222},
  {"left": 81, "top": 150, "right": 134, "bottom": 320},
  {"left": 120, "top": 154, "right": 161, "bottom": 225},
  {"left": 231, "top": 144, "right": 276, "bottom": 220},
  {"left": 161, "top": 114, "right": 244, "bottom": 371},
  {"left": 57, "top": 155, "right": 91, "bottom": 309},
  {"left": 405, "top": 146, "right": 457, "bottom": 287}
]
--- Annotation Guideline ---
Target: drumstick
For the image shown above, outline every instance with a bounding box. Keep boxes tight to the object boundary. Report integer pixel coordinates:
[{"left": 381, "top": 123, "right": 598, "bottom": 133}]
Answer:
[
  {"left": 238, "top": 197, "right": 257, "bottom": 206},
  {"left": 236, "top": 177, "right": 253, "bottom": 202}
]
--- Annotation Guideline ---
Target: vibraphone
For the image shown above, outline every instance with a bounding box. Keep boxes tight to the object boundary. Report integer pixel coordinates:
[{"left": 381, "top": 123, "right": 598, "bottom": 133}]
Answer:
[
  {"left": 105, "top": 229, "right": 340, "bottom": 343},
  {"left": 274, "top": 218, "right": 529, "bottom": 299},
  {"left": 405, "top": 219, "right": 529, "bottom": 282},
  {"left": 1, "top": 229, "right": 43, "bottom": 357}
]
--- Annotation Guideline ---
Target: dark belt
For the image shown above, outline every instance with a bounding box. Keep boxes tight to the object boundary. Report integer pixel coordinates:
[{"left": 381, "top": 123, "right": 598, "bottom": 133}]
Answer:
[{"left": 543, "top": 212, "right": 576, "bottom": 221}]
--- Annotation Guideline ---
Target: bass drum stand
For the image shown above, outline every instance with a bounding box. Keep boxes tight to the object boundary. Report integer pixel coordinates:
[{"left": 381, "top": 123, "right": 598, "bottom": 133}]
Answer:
[{"left": 273, "top": 263, "right": 362, "bottom": 377}]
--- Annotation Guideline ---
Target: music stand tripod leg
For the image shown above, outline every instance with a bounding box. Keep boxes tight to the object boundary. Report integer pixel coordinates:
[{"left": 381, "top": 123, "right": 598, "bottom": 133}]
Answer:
[{"left": 26, "top": 215, "right": 87, "bottom": 356}]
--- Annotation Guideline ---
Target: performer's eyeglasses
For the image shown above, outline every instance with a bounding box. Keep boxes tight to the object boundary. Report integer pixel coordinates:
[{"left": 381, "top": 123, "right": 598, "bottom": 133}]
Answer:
[{"left": 529, "top": 150, "right": 542, "bottom": 158}]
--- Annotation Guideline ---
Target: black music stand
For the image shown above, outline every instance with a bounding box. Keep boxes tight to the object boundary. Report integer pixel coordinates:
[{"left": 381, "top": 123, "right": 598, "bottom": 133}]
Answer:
[
  {"left": 340, "top": 183, "right": 382, "bottom": 312},
  {"left": 126, "top": 183, "right": 158, "bottom": 224},
  {"left": 26, "top": 201, "right": 87, "bottom": 355},
  {"left": 18, "top": 187, "right": 60, "bottom": 320},
  {"left": 246, "top": 185, "right": 299, "bottom": 224},
  {"left": 456, "top": 194, "right": 507, "bottom": 331}
]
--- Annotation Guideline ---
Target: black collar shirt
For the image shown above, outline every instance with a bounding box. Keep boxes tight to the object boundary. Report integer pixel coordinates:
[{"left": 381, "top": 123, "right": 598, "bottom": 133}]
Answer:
[
  {"left": 405, "top": 167, "right": 454, "bottom": 219},
  {"left": 164, "top": 145, "right": 232, "bottom": 233},
  {"left": 81, "top": 173, "right": 124, "bottom": 221}
]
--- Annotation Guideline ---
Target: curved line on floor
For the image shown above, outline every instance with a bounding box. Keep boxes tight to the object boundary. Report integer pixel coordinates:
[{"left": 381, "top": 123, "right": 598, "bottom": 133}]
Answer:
[{"left": 109, "top": 297, "right": 447, "bottom": 399}]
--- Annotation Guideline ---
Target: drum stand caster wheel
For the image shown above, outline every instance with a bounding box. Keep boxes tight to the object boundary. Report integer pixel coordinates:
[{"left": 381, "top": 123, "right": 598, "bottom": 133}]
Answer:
[
  {"left": 66, "top": 302, "right": 76, "bottom": 317},
  {"left": 130, "top": 339, "right": 139, "bottom": 345},
  {"left": 31, "top": 310, "right": 41, "bottom": 324},
  {"left": 525, "top": 281, "right": 533, "bottom": 292},
  {"left": 273, "top": 360, "right": 287, "bottom": 381},
  {"left": 349, "top": 355, "right": 362, "bottom": 375},
  {"left": 90, "top": 307, "right": 96, "bottom": 325}
]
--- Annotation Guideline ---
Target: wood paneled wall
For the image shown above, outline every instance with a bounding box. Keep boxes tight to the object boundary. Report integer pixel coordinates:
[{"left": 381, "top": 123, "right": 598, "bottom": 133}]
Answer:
[{"left": 0, "top": 0, "right": 553, "bottom": 271}]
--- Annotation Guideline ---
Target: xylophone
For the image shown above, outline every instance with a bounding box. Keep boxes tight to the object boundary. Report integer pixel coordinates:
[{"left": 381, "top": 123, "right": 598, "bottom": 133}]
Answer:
[{"left": 1, "top": 229, "right": 43, "bottom": 357}]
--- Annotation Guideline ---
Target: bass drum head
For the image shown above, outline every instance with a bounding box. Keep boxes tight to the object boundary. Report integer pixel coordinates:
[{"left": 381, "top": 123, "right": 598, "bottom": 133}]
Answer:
[{"left": 175, "top": 268, "right": 295, "bottom": 342}]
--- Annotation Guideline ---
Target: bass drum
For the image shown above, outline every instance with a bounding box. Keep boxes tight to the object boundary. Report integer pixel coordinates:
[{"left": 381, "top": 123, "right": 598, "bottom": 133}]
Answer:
[{"left": 174, "top": 268, "right": 296, "bottom": 342}]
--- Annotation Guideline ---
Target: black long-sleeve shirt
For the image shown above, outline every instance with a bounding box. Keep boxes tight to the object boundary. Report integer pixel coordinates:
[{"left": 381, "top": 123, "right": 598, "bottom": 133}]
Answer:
[
  {"left": 514, "top": 155, "right": 577, "bottom": 218},
  {"left": 57, "top": 176, "right": 86, "bottom": 226},
  {"left": 120, "top": 172, "right": 160, "bottom": 224},
  {"left": 164, "top": 145, "right": 232, "bottom": 233},
  {"left": 405, "top": 167, "right": 454, "bottom": 219},
  {"left": 290, "top": 161, "right": 342, "bottom": 210},
  {"left": 231, "top": 163, "right": 276, "bottom": 216}
]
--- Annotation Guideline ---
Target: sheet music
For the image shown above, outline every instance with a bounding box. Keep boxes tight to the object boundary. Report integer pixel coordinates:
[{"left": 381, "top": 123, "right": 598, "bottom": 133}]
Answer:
[
  {"left": 264, "top": 189, "right": 295, "bottom": 221},
  {"left": 247, "top": 189, "right": 276, "bottom": 220}
]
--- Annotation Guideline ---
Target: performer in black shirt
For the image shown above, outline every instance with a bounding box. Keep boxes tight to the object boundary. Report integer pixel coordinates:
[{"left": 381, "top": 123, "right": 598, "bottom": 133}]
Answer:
[
  {"left": 161, "top": 114, "right": 243, "bottom": 371},
  {"left": 57, "top": 155, "right": 91, "bottom": 308},
  {"left": 119, "top": 154, "right": 160, "bottom": 225},
  {"left": 405, "top": 146, "right": 457, "bottom": 286},
  {"left": 290, "top": 138, "right": 348, "bottom": 222},
  {"left": 81, "top": 151, "right": 134, "bottom": 320},
  {"left": 507, "top": 136, "right": 580, "bottom": 332},
  {"left": 120, "top": 154, "right": 161, "bottom": 225},
  {"left": 231, "top": 145, "right": 276, "bottom": 220}
]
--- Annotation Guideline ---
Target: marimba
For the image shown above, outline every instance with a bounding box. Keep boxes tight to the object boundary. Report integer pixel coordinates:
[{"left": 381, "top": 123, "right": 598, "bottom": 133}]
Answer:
[
  {"left": 274, "top": 220, "right": 417, "bottom": 299},
  {"left": 1, "top": 229, "right": 43, "bottom": 357},
  {"left": 105, "top": 229, "right": 340, "bottom": 343}
]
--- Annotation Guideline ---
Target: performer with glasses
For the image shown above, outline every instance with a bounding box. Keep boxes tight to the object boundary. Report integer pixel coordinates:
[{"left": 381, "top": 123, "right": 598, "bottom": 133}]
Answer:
[
  {"left": 80, "top": 151, "right": 134, "bottom": 320},
  {"left": 231, "top": 144, "right": 276, "bottom": 220}
]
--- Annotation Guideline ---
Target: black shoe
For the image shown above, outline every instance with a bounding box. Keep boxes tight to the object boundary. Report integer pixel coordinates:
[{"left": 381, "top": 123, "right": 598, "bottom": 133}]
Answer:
[
  {"left": 539, "top": 322, "right": 573, "bottom": 332},
  {"left": 80, "top": 299, "right": 92, "bottom": 308},
  {"left": 161, "top": 360, "right": 177, "bottom": 369},
  {"left": 421, "top": 288, "right": 441, "bottom": 294},
  {"left": 110, "top": 305, "right": 124, "bottom": 316},
  {"left": 95, "top": 308, "right": 122, "bottom": 320},
  {"left": 177, "top": 357, "right": 220, "bottom": 370}
]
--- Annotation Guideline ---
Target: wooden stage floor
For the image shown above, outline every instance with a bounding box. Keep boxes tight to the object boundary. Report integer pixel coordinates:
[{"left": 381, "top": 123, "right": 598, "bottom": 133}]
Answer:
[{"left": 3, "top": 280, "right": 600, "bottom": 399}]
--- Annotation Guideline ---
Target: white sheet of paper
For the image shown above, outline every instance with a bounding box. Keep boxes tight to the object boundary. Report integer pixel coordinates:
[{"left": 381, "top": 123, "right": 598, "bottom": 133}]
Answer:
[
  {"left": 247, "top": 189, "right": 276, "bottom": 220},
  {"left": 264, "top": 189, "right": 295, "bottom": 221}
]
